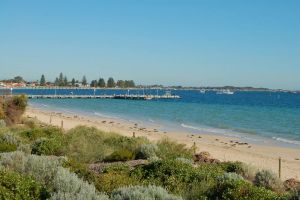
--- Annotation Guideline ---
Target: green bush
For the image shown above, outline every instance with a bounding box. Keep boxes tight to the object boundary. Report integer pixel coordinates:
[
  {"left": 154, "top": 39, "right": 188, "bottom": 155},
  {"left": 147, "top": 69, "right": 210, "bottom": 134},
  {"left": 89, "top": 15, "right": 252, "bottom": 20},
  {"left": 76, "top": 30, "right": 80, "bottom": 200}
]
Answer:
[
  {"left": 220, "top": 161, "right": 243, "bottom": 173},
  {"left": 0, "top": 151, "right": 109, "bottom": 200},
  {"left": 104, "top": 135, "right": 149, "bottom": 152},
  {"left": 217, "top": 172, "right": 244, "bottom": 183},
  {"left": 0, "top": 120, "right": 6, "bottom": 127},
  {"left": 0, "top": 169, "right": 49, "bottom": 200},
  {"left": 111, "top": 185, "right": 183, "bottom": 200},
  {"left": 104, "top": 149, "right": 135, "bottom": 162},
  {"left": 175, "top": 157, "right": 194, "bottom": 165},
  {"left": 31, "top": 138, "right": 64, "bottom": 156},
  {"left": 208, "top": 178, "right": 283, "bottom": 200},
  {"left": 0, "top": 142, "right": 17, "bottom": 153},
  {"left": 291, "top": 186, "right": 300, "bottom": 200},
  {"left": 4, "top": 95, "right": 28, "bottom": 125},
  {"left": 97, "top": 171, "right": 139, "bottom": 194},
  {"left": 136, "top": 143, "right": 158, "bottom": 160},
  {"left": 237, "top": 163, "right": 258, "bottom": 181},
  {"left": 156, "top": 138, "right": 193, "bottom": 160},
  {"left": 254, "top": 170, "right": 284, "bottom": 192},
  {"left": 64, "top": 126, "right": 112, "bottom": 163}
]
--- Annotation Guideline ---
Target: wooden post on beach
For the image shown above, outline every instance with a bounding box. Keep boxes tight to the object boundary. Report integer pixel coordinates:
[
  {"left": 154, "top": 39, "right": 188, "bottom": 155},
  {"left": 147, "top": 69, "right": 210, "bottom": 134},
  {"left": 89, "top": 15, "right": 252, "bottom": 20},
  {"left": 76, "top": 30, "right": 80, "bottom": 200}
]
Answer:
[
  {"left": 193, "top": 142, "right": 196, "bottom": 154},
  {"left": 278, "top": 157, "right": 282, "bottom": 178},
  {"left": 132, "top": 132, "right": 135, "bottom": 138},
  {"left": 61, "top": 120, "right": 64, "bottom": 129},
  {"left": 49, "top": 115, "right": 52, "bottom": 124}
]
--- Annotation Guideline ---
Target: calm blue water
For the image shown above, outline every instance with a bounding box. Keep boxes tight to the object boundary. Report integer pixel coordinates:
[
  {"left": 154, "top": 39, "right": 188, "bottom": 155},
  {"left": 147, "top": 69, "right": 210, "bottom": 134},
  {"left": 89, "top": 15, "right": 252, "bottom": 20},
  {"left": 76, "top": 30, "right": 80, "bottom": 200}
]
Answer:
[{"left": 7, "top": 88, "right": 300, "bottom": 147}]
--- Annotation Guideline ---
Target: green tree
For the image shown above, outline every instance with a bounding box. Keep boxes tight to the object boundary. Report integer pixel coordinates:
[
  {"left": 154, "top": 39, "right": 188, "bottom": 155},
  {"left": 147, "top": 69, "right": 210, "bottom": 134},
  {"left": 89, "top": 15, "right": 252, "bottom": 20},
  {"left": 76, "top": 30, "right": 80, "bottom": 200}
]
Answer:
[
  {"left": 107, "top": 77, "right": 115, "bottom": 88},
  {"left": 40, "top": 75, "right": 46, "bottom": 86},
  {"left": 54, "top": 78, "right": 59, "bottom": 86},
  {"left": 124, "top": 80, "right": 135, "bottom": 88},
  {"left": 90, "top": 80, "right": 97, "bottom": 87},
  {"left": 71, "top": 78, "right": 76, "bottom": 87},
  {"left": 117, "top": 80, "right": 125, "bottom": 88},
  {"left": 82, "top": 76, "right": 87, "bottom": 86},
  {"left": 13, "top": 76, "right": 24, "bottom": 83},
  {"left": 63, "top": 76, "right": 68, "bottom": 86},
  {"left": 98, "top": 78, "right": 106, "bottom": 88},
  {"left": 58, "top": 73, "right": 64, "bottom": 86}
]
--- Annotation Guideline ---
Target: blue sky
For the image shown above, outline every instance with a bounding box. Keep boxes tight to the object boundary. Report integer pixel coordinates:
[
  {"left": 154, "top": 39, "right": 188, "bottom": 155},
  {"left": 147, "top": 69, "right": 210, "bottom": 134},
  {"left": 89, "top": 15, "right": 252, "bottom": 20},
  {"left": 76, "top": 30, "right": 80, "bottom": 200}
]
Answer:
[{"left": 0, "top": 0, "right": 299, "bottom": 89}]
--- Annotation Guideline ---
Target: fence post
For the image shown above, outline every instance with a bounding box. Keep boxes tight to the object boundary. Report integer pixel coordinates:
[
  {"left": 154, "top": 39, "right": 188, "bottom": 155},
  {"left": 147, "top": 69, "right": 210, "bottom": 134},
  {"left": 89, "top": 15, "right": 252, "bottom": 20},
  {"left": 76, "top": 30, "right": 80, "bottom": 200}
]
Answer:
[
  {"left": 61, "top": 120, "right": 64, "bottom": 129},
  {"left": 278, "top": 157, "right": 281, "bottom": 178}
]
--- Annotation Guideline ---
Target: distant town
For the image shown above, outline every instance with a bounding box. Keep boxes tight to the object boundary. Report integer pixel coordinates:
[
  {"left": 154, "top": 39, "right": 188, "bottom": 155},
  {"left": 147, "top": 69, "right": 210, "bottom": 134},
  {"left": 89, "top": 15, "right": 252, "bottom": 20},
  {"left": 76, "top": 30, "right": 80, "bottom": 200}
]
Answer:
[{"left": 0, "top": 73, "right": 298, "bottom": 93}]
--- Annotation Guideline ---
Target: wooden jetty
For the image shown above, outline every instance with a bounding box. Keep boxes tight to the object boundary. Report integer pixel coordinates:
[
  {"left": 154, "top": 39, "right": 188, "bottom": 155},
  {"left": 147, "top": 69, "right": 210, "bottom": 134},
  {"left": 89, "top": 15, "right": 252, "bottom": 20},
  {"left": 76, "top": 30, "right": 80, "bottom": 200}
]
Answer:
[{"left": 27, "top": 94, "right": 181, "bottom": 100}]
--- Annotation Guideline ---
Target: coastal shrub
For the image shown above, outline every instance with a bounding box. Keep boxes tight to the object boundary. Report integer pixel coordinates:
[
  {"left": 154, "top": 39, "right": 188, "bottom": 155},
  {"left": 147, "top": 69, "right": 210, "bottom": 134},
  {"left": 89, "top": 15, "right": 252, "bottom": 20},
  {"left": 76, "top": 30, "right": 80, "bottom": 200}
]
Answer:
[
  {"left": 0, "top": 169, "right": 49, "bottom": 200},
  {"left": 0, "top": 106, "right": 5, "bottom": 120},
  {"left": 175, "top": 157, "right": 194, "bottom": 165},
  {"left": 97, "top": 171, "right": 139, "bottom": 194},
  {"left": 111, "top": 185, "right": 183, "bottom": 200},
  {"left": 64, "top": 126, "right": 112, "bottom": 163},
  {"left": 220, "top": 161, "right": 243, "bottom": 173},
  {"left": 132, "top": 160, "right": 226, "bottom": 198},
  {"left": 51, "top": 166, "right": 109, "bottom": 200},
  {"left": 104, "top": 135, "right": 149, "bottom": 153},
  {"left": 0, "top": 134, "right": 18, "bottom": 152},
  {"left": 17, "top": 144, "right": 32, "bottom": 154},
  {"left": 19, "top": 126, "right": 63, "bottom": 142},
  {"left": 4, "top": 94, "right": 28, "bottom": 125},
  {"left": 237, "top": 163, "right": 258, "bottom": 181},
  {"left": 0, "top": 142, "right": 17, "bottom": 152},
  {"left": 136, "top": 143, "right": 158, "bottom": 160},
  {"left": 31, "top": 138, "right": 64, "bottom": 156},
  {"left": 254, "top": 170, "right": 284, "bottom": 192},
  {"left": 0, "top": 119, "right": 6, "bottom": 127},
  {"left": 291, "top": 187, "right": 300, "bottom": 200},
  {"left": 217, "top": 172, "right": 244, "bottom": 183},
  {"left": 102, "top": 163, "right": 131, "bottom": 174},
  {"left": 156, "top": 138, "right": 193, "bottom": 160},
  {"left": 0, "top": 151, "right": 108, "bottom": 200},
  {"left": 208, "top": 178, "right": 283, "bottom": 200},
  {"left": 104, "top": 149, "right": 135, "bottom": 162}
]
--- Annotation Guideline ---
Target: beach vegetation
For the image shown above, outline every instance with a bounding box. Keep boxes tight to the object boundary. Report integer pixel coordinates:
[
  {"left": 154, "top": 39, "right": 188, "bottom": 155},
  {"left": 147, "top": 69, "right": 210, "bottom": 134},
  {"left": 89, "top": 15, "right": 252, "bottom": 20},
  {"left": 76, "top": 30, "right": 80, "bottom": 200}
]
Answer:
[
  {"left": 111, "top": 185, "right": 183, "bottom": 200},
  {"left": 136, "top": 143, "right": 158, "bottom": 160},
  {"left": 104, "top": 149, "right": 136, "bottom": 162},
  {"left": 156, "top": 138, "right": 193, "bottom": 160},
  {"left": 254, "top": 170, "right": 284, "bottom": 192}
]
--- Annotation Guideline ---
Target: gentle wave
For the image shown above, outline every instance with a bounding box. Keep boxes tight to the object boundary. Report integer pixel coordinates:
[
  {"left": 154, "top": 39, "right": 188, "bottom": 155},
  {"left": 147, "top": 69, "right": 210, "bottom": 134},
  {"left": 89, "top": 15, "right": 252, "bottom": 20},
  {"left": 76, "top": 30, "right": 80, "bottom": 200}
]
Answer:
[
  {"left": 272, "top": 137, "right": 300, "bottom": 146},
  {"left": 94, "top": 112, "right": 119, "bottom": 119}
]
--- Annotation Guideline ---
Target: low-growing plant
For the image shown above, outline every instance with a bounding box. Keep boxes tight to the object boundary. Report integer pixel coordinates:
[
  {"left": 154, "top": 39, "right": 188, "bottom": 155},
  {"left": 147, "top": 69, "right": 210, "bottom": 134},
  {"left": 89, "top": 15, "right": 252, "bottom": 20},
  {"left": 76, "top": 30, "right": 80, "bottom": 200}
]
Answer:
[
  {"left": 104, "top": 149, "right": 135, "bottom": 162},
  {"left": 175, "top": 157, "right": 194, "bottom": 165},
  {"left": 111, "top": 185, "right": 183, "bottom": 200},
  {"left": 208, "top": 178, "right": 284, "bottom": 200},
  {"left": 156, "top": 138, "right": 193, "bottom": 160},
  {"left": 254, "top": 170, "right": 284, "bottom": 192},
  {"left": 0, "top": 142, "right": 17, "bottom": 152},
  {"left": 237, "top": 162, "right": 258, "bottom": 181},
  {"left": 0, "top": 119, "right": 6, "bottom": 127},
  {"left": 31, "top": 137, "right": 64, "bottom": 156},
  {"left": 0, "top": 151, "right": 109, "bottom": 200},
  {"left": 0, "top": 169, "right": 49, "bottom": 200},
  {"left": 217, "top": 172, "right": 244, "bottom": 183},
  {"left": 220, "top": 161, "right": 243, "bottom": 173},
  {"left": 136, "top": 143, "right": 158, "bottom": 160}
]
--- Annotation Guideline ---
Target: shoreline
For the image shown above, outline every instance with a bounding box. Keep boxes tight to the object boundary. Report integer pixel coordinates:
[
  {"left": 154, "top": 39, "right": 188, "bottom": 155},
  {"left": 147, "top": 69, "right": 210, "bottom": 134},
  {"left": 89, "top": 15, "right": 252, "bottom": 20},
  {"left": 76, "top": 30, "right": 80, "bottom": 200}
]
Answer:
[{"left": 25, "top": 106, "right": 300, "bottom": 181}]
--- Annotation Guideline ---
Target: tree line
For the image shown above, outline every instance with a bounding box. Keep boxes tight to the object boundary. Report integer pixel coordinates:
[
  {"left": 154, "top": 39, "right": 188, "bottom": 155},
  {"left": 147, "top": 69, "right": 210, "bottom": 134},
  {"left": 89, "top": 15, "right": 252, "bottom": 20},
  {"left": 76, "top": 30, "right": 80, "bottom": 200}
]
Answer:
[{"left": 39, "top": 73, "right": 135, "bottom": 88}]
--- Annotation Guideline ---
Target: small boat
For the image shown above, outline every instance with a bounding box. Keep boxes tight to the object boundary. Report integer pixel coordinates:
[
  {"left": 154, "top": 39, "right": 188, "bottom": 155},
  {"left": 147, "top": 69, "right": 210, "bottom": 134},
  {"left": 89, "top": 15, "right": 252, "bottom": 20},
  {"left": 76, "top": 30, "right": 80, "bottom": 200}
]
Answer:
[
  {"left": 217, "top": 89, "right": 234, "bottom": 95},
  {"left": 199, "top": 89, "right": 206, "bottom": 94}
]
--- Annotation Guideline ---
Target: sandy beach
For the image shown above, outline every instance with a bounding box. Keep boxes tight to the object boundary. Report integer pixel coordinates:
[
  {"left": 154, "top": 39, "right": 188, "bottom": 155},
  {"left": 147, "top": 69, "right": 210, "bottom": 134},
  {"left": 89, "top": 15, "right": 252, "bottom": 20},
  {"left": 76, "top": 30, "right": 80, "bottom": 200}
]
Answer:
[{"left": 25, "top": 106, "right": 300, "bottom": 181}]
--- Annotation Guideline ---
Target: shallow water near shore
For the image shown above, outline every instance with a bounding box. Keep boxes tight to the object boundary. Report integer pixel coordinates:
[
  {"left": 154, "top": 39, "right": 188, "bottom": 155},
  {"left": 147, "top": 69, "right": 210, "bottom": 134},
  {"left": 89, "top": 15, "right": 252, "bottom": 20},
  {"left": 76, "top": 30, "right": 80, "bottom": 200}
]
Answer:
[{"left": 12, "top": 89, "right": 300, "bottom": 148}]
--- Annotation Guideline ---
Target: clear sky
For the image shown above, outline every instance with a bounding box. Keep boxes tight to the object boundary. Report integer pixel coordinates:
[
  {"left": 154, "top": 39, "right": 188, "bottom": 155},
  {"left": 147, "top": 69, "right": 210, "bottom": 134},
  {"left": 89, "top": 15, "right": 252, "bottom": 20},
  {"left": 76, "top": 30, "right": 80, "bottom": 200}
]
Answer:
[{"left": 0, "top": 0, "right": 299, "bottom": 89}]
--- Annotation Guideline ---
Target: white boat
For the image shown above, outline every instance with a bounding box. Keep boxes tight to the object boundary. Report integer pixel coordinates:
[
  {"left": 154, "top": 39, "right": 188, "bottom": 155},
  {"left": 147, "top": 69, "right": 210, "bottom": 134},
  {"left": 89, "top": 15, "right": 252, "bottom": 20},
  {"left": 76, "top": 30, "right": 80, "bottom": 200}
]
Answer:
[
  {"left": 217, "top": 89, "right": 234, "bottom": 95},
  {"left": 199, "top": 89, "right": 206, "bottom": 94}
]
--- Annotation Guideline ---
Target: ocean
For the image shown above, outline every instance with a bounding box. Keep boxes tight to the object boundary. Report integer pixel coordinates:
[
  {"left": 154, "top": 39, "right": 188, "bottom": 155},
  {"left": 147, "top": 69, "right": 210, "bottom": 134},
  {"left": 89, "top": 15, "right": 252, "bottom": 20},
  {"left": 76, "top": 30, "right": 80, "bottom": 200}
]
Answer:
[{"left": 9, "top": 88, "right": 300, "bottom": 148}]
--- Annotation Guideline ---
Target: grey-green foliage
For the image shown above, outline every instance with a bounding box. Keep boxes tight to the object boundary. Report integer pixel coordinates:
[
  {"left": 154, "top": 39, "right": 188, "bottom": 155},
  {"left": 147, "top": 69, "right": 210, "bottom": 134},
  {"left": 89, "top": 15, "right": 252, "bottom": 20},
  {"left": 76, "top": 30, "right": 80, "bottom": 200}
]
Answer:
[
  {"left": 0, "top": 151, "right": 109, "bottom": 200},
  {"left": 137, "top": 144, "right": 158, "bottom": 160},
  {"left": 0, "top": 119, "right": 6, "bottom": 127},
  {"left": 254, "top": 170, "right": 283, "bottom": 192},
  {"left": 17, "top": 144, "right": 32, "bottom": 154},
  {"left": 291, "top": 187, "right": 300, "bottom": 200},
  {"left": 175, "top": 157, "right": 194, "bottom": 165},
  {"left": 238, "top": 163, "right": 258, "bottom": 181},
  {"left": 111, "top": 185, "right": 183, "bottom": 200},
  {"left": 0, "top": 133, "right": 19, "bottom": 145},
  {"left": 218, "top": 172, "right": 244, "bottom": 183}
]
